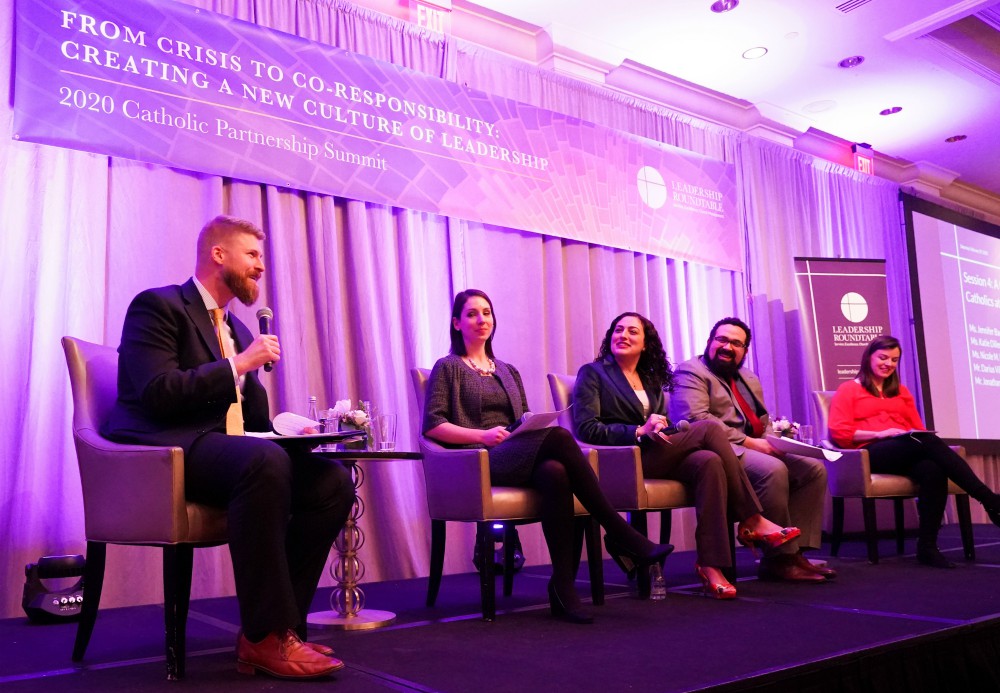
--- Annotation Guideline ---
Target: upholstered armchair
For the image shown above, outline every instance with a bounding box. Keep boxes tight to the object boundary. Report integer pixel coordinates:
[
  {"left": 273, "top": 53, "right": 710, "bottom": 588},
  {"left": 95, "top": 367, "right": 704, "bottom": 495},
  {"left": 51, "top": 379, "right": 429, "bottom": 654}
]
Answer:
[
  {"left": 812, "top": 390, "right": 973, "bottom": 564},
  {"left": 410, "top": 367, "right": 603, "bottom": 620},
  {"left": 547, "top": 372, "right": 709, "bottom": 591},
  {"left": 62, "top": 336, "right": 228, "bottom": 679}
]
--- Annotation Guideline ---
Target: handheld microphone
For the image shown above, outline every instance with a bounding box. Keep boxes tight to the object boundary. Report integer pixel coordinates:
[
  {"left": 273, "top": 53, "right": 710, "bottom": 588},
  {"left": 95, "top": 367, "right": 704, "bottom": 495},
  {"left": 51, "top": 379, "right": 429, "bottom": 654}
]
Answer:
[
  {"left": 653, "top": 419, "right": 689, "bottom": 443},
  {"left": 256, "top": 307, "right": 274, "bottom": 372}
]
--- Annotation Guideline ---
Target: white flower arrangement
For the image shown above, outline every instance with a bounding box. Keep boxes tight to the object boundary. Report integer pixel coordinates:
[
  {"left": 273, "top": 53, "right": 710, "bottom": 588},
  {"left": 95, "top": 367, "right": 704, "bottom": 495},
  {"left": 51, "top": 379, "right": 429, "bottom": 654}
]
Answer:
[
  {"left": 772, "top": 417, "right": 801, "bottom": 439},
  {"left": 331, "top": 399, "right": 369, "bottom": 428}
]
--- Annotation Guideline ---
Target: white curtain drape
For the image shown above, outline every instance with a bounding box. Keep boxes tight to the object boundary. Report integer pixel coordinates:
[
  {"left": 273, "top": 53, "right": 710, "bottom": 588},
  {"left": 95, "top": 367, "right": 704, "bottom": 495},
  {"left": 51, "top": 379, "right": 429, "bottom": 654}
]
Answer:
[{"left": 4, "top": 0, "right": 990, "bottom": 618}]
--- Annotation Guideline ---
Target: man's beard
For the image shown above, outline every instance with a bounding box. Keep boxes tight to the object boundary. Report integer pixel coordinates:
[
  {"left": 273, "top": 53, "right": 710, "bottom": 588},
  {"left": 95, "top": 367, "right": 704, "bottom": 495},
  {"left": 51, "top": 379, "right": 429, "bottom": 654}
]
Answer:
[
  {"left": 223, "top": 267, "right": 260, "bottom": 306},
  {"left": 707, "top": 351, "right": 741, "bottom": 380}
]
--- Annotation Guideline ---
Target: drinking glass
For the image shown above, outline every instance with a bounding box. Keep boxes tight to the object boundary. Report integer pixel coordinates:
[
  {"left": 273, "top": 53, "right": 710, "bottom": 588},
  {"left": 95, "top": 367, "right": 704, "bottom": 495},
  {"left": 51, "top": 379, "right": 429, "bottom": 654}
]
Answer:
[
  {"left": 799, "top": 424, "right": 814, "bottom": 446},
  {"left": 376, "top": 414, "right": 397, "bottom": 452}
]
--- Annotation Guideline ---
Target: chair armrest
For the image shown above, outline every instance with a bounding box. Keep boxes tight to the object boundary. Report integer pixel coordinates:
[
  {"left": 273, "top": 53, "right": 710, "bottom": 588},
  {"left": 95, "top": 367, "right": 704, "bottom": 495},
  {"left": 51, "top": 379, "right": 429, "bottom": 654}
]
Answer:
[
  {"left": 73, "top": 427, "right": 189, "bottom": 543},
  {"left": 578, "top": 443, "right": 644, "bottom": 509},
  {"left": 418, "top": 437, "right": 492, "bottom": 520},
  {"left": 822, "top": 447, "right": 872, "bottom": 498}
]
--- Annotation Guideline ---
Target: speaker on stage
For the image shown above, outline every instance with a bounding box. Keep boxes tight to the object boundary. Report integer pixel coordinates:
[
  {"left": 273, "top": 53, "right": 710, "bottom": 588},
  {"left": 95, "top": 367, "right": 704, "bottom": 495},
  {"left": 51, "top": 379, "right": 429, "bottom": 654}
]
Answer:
[{"left": 22, "top": 554, "right": 85, "bottom": 622}]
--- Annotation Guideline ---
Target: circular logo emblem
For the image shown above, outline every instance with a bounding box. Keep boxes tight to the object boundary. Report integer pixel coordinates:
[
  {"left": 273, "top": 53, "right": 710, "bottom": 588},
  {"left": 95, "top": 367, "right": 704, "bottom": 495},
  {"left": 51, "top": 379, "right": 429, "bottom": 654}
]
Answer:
[
  {"left": 840, "top": 292, "right": 869, "bottom": 323},
  {"left": 637, "top": 166, "right": 667, "bottom": 209}
]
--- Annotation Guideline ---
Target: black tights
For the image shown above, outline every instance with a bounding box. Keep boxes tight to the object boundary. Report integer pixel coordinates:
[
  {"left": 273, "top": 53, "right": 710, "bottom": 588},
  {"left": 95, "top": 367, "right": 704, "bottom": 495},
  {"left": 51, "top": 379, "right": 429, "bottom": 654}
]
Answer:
[
  {"left": 867, "top": 432, "right": 999, "bottom": 545},
  {"left": 529, "top": 427, "right": 652, "bottom": 602}
]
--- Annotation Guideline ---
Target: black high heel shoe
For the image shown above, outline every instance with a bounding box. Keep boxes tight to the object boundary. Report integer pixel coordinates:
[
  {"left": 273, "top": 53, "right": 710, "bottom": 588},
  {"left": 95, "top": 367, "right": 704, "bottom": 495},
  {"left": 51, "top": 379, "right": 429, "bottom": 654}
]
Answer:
[
  {"left": 604, "top": 537, "right": 674, "bottom": 576},
  {"left": 983, "top": 501, "right": 1000, "bottom": 530},
  {"left": 547, "top": 581, "right": 594, "bottom": 624}
]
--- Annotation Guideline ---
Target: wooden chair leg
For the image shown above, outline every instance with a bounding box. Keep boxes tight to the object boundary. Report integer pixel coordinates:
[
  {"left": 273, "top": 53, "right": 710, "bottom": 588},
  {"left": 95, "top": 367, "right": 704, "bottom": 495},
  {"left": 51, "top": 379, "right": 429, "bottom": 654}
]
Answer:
[
  {"left": 163, "top": 545, "right": 193, "bottom": 681},
  {"left": 659, "top": 509, "right": 672, "bottom": 545},
  {"left": 477, "top": 522, "right": 496, "bottom": 621},
  {"left": 426, "top": 520, "right": 446, "bottom": 606},
  {"left": 502, "top": 524, "right": 516, "bottom": 597},
  {"left": 893, "top": 498, "right": 906, "bottom": 555},
  {"left": 955, "top": 494, "right": 976, "bottom": 561},
  {"left": 583, "top": 517, "right": 604, "bottom": 606},
  {"left": 633, "top": 511, "right": 651, "bottom": 599},
  {"left": 73, "top": 541, "right": 107, "bottom": 662},
  {"left": 571, "top": 518, "right": 585, "bottom": 577},
  {"left": 862, "top": 498, "right": 880, "bottom": 564},
  {"left": 830, "top": 497, "right": 845, "bottom": 557},
  {"left": 629, "top": 510, "right": 648, "bottom": 539}
]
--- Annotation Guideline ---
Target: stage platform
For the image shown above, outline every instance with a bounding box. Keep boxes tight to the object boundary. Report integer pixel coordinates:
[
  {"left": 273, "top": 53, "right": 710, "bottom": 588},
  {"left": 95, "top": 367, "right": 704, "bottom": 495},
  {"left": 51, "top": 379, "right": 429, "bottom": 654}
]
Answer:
[{"left": 4, "top": 524, "right": 1000, "bottom": 692}]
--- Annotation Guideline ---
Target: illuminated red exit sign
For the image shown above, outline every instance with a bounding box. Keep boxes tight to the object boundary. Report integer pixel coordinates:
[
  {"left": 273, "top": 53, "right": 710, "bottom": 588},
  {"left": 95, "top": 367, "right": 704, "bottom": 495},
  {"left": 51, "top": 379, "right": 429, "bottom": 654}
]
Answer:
[
  {"left": 410, "top": 0, "right": 452, "bottom": 34},
  {"left": 852, "top": 143, "right": 874, "bottom": 175}
]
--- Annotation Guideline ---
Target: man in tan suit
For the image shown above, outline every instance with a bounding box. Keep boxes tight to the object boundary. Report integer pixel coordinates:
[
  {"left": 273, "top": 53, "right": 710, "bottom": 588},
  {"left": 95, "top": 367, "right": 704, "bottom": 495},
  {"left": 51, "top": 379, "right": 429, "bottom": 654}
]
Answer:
[{"left": 671, "top": 317, "right": 834, "bottom": 582}]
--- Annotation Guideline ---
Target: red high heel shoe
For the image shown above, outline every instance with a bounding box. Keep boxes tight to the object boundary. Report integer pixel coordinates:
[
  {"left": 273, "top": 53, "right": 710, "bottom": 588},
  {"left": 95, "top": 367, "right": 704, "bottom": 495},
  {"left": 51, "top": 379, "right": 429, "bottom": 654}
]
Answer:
[
  {"left": 737, "top": 525, "right": 800, "bottom": 555},
  {"left": 694, "top": 564, "right": 737, "bottom": 600}
]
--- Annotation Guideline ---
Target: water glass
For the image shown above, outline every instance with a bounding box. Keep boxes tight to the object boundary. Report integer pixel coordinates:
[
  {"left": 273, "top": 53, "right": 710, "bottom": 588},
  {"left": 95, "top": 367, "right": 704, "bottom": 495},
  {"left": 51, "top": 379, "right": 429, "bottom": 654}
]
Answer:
[
  {"left": 376, "top": 414, "right": 397, "bottom": 452},
  {"left": 799, "top": 424, "right": 814, "bottom": 446}
]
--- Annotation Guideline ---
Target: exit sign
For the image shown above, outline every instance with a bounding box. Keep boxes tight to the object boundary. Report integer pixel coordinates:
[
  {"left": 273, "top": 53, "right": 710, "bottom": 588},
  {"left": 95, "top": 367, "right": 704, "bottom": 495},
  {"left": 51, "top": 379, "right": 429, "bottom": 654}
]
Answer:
[
  {"left": 852, "top": 144, "right": 874, "bottom": 175},
  {"left": 410, "top": 0, "right": 452, "bottom": 34}
]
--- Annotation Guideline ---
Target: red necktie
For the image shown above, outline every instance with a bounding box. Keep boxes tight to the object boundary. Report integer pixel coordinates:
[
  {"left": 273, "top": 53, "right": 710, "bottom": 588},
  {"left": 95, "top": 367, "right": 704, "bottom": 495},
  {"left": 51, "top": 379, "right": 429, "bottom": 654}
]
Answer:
[{"left": 730, "top": 377, "right": 764, "bottom": 438}]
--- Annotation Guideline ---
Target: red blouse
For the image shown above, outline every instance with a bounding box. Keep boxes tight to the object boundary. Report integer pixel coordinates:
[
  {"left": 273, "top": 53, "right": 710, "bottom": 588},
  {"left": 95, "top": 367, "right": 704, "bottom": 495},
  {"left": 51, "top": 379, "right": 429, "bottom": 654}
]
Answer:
[{"left": 828, "top": 380, "right": 925, "bottom": 449}]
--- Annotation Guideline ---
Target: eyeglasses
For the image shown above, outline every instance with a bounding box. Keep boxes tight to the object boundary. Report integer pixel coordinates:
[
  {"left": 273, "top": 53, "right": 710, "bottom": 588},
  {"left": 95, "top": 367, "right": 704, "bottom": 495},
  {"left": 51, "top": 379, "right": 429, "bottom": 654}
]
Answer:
[{"left": 713, "top": 335, "right": 747, "bottom": 350}]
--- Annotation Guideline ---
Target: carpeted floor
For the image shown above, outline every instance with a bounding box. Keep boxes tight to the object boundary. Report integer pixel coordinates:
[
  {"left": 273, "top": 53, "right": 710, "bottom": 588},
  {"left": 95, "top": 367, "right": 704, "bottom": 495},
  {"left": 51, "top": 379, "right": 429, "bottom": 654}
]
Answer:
[{"left": 4, "top": 524, "right": 1000, "bottom": 692}]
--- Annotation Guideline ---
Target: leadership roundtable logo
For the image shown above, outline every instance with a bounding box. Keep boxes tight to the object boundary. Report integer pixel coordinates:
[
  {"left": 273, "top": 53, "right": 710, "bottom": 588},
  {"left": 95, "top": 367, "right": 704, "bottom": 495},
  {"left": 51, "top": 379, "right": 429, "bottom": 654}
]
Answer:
[
  {"left": 840, "top": 292, "right": 869, "bottom": 322},
  {"left": 833, "top": 291, "right": 883, "bottom": 346}
]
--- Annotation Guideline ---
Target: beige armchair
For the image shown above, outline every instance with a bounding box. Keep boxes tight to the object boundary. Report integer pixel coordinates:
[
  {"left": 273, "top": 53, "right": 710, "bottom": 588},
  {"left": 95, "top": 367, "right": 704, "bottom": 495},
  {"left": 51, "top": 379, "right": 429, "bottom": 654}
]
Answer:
[
  {"left": 62, "top": 337, "right": 227, "bottom": 680},
  {"left": 812, "top": 390, "right": 973, "bottom": 564},
  {"left": 411, "top": 368, "right": 603, "bottom": 620},
  {"left": 547, "top": 373, "right": 714, "bottom": 591}
]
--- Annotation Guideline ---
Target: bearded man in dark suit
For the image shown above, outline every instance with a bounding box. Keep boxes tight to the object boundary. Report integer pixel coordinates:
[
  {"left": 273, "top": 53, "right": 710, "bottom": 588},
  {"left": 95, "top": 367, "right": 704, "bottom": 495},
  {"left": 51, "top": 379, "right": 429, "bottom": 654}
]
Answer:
[{"left": 104, "top": 215, "right": 353, "bottom": 679}]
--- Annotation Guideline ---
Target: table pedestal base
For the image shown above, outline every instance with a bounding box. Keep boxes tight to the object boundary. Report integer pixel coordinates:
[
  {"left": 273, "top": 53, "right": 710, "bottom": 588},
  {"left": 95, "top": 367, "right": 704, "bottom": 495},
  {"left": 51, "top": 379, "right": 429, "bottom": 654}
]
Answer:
[{"left": 307, "top": 608, "right": 396, "bottom": 631}]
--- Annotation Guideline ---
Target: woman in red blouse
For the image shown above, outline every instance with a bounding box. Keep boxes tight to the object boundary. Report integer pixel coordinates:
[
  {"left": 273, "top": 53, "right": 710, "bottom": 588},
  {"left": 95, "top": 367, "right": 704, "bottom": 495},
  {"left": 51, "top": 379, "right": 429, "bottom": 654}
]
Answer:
[{"left": 829, "top": 335, "right": 1000, "bottom": 568}]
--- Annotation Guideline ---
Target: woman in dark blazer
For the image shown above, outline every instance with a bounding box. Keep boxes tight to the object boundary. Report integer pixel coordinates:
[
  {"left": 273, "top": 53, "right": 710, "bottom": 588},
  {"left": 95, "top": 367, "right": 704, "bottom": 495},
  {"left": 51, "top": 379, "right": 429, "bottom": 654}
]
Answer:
[
  {"left": 423, "top": 291, "right": 672, "bottom": 623},
  {"left": 573, "top": 312, "right": 798, "bottom": 599}
]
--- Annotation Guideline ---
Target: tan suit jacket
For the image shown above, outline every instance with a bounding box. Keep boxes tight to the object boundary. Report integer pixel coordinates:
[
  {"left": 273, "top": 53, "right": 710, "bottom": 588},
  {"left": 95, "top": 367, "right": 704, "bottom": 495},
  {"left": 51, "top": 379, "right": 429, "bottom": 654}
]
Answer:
[{"left": 669, "top": 355, "right": 772, "bottom": 454}]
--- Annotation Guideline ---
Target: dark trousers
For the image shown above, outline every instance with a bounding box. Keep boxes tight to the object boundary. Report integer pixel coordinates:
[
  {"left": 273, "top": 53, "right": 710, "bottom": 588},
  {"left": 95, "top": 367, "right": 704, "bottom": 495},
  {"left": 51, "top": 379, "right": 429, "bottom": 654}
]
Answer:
[
  {"left": 641, "top": 419, "right": 762, "bottom": 567},
  {"left": 185, "top": 433, "right": 354, "bottom": 637},
  {"left": 867, "top": 432, "right": 994, "bottom": 544}
]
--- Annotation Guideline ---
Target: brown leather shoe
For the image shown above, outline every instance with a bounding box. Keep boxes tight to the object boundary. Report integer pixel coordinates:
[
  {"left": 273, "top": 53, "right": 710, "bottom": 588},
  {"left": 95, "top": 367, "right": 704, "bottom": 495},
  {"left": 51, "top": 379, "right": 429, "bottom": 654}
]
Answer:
[
  {"left": 237, "top": 630, "right": 345, "bottom": 678},
  {"left": 304, "top": 641, "right": 336, "bottom": 657},
  {"left": 758, "top": 555, "right": 827, "bottom": 583},
  {"left": 792, "top": 552, "right": 837, "bottom": 579}
]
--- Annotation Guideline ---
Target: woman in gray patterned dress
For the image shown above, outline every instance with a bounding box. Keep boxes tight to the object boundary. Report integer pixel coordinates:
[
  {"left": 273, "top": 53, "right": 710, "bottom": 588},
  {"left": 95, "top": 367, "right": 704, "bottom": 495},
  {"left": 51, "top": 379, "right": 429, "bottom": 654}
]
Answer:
[{"left": 423, "top": 289, "right": 673, "bottom": 623}]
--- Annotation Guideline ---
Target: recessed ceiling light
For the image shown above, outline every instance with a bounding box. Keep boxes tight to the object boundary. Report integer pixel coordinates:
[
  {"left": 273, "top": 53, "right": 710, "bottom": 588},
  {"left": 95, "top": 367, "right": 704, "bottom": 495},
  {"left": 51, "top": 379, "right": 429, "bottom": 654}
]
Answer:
[
  {"left": 710, "top": 0, "right": 739, "bottom": 13},
  {"left": 945, "top": 135, "right": 967, "bottom": 143},
  {"left": 879, "top": 107, "right": 902, "bottom": 116},
  {"left": 838, "top": 55, "right": 865, "bottom": 68},
  {"left": 742, "top": 47, "right": 768, "bottom": 60}
]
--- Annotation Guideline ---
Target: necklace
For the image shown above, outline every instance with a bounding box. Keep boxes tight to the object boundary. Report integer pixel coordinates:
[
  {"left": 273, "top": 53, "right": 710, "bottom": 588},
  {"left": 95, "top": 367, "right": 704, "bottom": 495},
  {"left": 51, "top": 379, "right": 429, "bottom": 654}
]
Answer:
[
  {"left": 623, "top": 369, "right": 643, "bottom": 390},
  {"left": 464, "top": 356, "right": 496, "bottom": 376}
]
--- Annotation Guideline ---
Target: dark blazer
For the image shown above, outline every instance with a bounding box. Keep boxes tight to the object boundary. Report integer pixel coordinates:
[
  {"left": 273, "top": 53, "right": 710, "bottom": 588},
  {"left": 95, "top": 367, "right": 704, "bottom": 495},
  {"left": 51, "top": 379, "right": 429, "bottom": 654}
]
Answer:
[
  {"left": 572, "top": 356, "right": 666, "bottom": 447},
  {"left": 103, "top": 278, "right": 271, "bottom": 452},
  {"left": 422, "top": 353, "right": 527, "bottom": 440}
]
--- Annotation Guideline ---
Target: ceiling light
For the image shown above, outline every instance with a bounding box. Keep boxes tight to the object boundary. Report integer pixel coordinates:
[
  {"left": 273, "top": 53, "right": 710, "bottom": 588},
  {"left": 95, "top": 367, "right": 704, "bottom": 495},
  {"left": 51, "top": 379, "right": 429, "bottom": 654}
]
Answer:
[
  {"left": 838, "top": 55, "right": 864, "bottom": 68},
  {"left": 742, "top": 47, "right": 768, "bottom": 60},
  {"left": 879, "top": 107, "right": 902, "bottom": 116},
  {"left": 710, "top": 0, "right": 739, "bottom": 13},
  {"left": 945, "top": 135, "right": 967, "bottom": 143}
]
